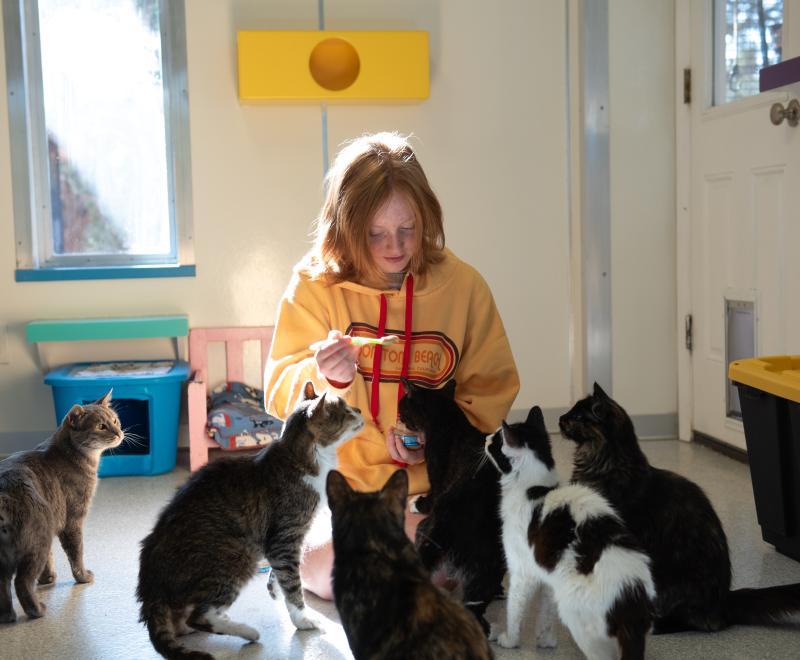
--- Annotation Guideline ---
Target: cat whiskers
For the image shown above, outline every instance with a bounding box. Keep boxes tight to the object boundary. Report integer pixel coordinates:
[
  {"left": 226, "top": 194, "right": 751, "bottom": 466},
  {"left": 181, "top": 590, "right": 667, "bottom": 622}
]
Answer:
[
  {"left": 106, "top": 429, "right": 146, "bottom": 454},
  {"left": 465, "top": 446, "right": 491, "bottom": 477},
  {"left": 414, "top": 528, "right": 445, "bottom": 551}
]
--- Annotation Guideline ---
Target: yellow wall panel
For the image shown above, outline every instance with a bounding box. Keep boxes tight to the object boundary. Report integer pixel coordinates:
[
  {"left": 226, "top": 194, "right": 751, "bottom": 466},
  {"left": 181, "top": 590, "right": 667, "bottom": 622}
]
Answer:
[{"left": 237, "top": 30, "right": 429, "bottom": 101}]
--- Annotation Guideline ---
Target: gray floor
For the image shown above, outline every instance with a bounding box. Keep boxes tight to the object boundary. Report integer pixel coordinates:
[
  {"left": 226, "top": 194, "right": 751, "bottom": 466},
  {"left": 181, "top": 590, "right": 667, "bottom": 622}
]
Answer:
[{"left": 2, "top": 438, "right": 800, "bottom": 659}]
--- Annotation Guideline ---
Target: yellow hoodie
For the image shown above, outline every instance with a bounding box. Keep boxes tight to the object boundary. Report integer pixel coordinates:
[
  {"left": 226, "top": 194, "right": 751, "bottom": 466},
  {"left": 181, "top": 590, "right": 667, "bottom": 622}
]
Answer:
[{"left": 264, "top": 248, "right": 519, "bottom": 494}]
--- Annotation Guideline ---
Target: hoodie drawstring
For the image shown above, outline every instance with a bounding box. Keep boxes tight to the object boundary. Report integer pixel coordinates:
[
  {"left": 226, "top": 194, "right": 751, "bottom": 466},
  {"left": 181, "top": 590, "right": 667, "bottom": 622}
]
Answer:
[{"left": 369, "top": 274, "right": 414, "bottom": 431}]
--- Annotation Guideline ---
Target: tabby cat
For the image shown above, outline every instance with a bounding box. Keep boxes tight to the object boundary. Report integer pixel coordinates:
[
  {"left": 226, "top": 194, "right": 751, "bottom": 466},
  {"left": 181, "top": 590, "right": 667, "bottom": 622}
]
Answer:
[
  {"left": 0, "top": 390, "right": 123, "bottom": 623},
  {"left": 136, "top": 381, "right": 363, "bottom": 660},
  {"left": 561, "top": 383, "right": 800, "bottom": 633},
  {"left": 397, "top": 377, "right": 505, "bottom": 635},
  {"left": 486, "top": 406, "right": 655, "bottom": 660},
  {"left": 327, "top": 468, "right": 494, "bottom": 660}
]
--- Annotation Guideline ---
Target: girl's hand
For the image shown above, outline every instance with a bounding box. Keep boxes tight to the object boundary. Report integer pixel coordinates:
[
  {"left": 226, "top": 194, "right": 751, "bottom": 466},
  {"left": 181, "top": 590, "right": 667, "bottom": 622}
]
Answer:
[
  {"left": 387, "top": 427, "right": 426, "bottom": 465},
  {"left": 314, "top": 330, "right": 361, "bottom": 384}
]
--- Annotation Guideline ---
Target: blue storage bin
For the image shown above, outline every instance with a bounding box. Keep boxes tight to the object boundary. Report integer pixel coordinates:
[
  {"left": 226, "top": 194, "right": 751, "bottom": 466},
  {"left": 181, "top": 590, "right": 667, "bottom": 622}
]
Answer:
[{"left": 44, "top": 360, "right": 189, "bottom": 477}]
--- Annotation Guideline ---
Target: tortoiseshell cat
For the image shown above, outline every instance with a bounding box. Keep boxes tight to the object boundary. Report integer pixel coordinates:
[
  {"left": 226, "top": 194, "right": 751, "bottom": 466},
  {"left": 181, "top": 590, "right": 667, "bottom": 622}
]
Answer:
[
  {"left": 0, "top": 390, "right": 123, "bottom": 623},
  {"left": 561, "top": 383, "right": 800, "bottom": 633},
  {"left": 137, "top": 381, "right": 363, "bottom": 660},
  {"left": 397, "top": 378, "right": 504, "bottom": 635},
  {"left": 327, "top": 469, "right": 494, "bottom": 660}
]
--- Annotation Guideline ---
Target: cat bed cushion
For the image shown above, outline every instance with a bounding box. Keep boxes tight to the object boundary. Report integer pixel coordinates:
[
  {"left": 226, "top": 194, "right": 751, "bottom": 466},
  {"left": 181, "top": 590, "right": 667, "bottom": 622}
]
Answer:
[{"left": 206, "top": 382, "right": 283, "bottom": 449}]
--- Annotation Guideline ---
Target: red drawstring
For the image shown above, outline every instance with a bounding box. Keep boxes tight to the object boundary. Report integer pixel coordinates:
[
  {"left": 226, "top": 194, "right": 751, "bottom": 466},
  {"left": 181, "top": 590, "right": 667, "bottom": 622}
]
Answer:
[
  {"left": 369, "top": 275, "right": 414, "bottom": 453},
  {"left": 397, "top": 273, "right": 414, "bottom": 403},
  {"left": 370, "top": 293, "right": 388, "bottom": 429}
]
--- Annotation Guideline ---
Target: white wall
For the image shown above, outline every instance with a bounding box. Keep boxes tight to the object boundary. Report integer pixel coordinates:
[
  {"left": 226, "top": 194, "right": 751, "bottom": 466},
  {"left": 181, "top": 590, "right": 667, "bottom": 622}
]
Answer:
[
  {"left": 0, "top": 0, "right": 677, "bottom": 448},
  {"left": 0, "top": 0, "right": 572, "bottom": 444}
]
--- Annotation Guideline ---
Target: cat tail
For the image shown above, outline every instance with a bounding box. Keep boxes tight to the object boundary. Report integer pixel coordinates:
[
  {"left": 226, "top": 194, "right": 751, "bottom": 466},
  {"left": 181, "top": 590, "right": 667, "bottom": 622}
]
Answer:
[
  {"left": 143, "top": 603, "right": 213, "bottom": 660},
  {"left": 725, "top": 583, "right": 800, "bottom": 626}
]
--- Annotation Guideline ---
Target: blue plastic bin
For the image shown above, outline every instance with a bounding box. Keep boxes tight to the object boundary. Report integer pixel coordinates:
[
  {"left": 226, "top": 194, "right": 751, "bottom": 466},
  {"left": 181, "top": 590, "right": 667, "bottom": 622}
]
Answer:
[{"left": 44, "top": 360, "right": 189, "bottom": 477}]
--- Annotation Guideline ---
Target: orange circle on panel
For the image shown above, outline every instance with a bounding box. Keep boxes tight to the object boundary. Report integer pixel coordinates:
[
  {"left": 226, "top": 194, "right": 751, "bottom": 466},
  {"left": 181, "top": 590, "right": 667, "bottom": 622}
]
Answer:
[{"left": 309, "top": 38, "right": 360, "bottom": 91}]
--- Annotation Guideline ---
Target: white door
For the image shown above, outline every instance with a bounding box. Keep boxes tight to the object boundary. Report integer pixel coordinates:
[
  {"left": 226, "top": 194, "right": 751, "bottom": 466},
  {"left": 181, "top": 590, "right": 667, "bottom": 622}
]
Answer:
[{"left": 678, "top": 0, "right": 800, "bottom": 449}]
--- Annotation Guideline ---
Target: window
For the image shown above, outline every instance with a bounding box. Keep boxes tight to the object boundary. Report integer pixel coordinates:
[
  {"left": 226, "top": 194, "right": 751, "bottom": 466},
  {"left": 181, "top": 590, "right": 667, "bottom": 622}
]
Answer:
[
  {"left": 713, "top": 0, "right": 784, "bottom": 105},
  {"left": 3, "top": 0, "right": 194, "bottom": 281}
]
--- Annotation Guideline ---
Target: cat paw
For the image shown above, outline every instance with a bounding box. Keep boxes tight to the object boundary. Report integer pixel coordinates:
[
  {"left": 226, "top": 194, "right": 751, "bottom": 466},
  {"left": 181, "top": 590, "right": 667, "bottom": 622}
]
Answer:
[
  {"left": 38, "top": 572, "right": 56, "bottom": 586},
  {"left": 231, "top": 623, "right": 260, "bottom": 642},
  {"left": 0, "top": 610, "right": 18, "bottom": 624},
  {"left": 536, "top": 628, "right": 558, "bottom": 649},
  {"left": 496, "top": 631, "right": 519, "bottom": 649},
  {"left": 73, "top": 569, "right": 94, "bottom": 584},
  {"left": 24, "top": 602, "right": 46, "bottom": 619},
  {"left": 289, "top": 607, "right": 321, "bottom": 631}
]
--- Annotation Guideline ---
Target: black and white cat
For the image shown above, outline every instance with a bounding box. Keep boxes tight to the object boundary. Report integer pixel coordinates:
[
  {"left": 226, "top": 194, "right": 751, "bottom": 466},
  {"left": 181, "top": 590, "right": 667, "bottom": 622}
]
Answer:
[
  {"left": 560, "top": 382, "right": 800, "bottom": 633},
  {"left": 486, "top": 406, "right": 655, "bottom": 660}
]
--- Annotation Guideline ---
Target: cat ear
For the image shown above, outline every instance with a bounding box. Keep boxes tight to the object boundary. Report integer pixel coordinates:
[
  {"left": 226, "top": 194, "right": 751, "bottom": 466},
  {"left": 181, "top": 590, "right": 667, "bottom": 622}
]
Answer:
[
  {"left": 326, "top": 470, "right": 353, "bottom": 512},
  {"left": 593, "top": 382, "right": 610, "bottom": 400},
  {"left": 525, "top": 406, "right": 545, "bottom": 429},
  {"left": 441, "top": 380, "right": 457, "bottom": 399},
  {"left": 380, "top": 469, "right": 409, "bottom": 516},
  {"left": 401, "top": 377, "right": 416, "bottom": 394},
  {"left": 301, "top": 381, "right": 318, "bottom": 401},
  {"left": 65, "top": 404, "right": 84, "bottom": 429},
  {"left": 308, "top": 391, "right": 328, "bottom": 418},
  {"left": 94, "top": 389, "right": 113, "bottom": 406}
]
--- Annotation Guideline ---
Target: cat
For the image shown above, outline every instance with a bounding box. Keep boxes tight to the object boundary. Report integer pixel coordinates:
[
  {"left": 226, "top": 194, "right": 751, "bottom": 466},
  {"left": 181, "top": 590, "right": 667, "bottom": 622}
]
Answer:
[
  {"left": 397, "top": 377, "right": 505, "bottom": 635},
  {"left": 136, "top": 381, "right": 363, "bottom": 660},
  {"left": 0, "top": 390, "right": 123, "bottom": 623},
  {"left": 485, "top": 406, "right": 655, "bottom": 660},
  {"left": 561, "top": 382, "right": 800, "bottom": 633},
  {"left": 327, "top": 468, "right": 494, "bottom": 660}
]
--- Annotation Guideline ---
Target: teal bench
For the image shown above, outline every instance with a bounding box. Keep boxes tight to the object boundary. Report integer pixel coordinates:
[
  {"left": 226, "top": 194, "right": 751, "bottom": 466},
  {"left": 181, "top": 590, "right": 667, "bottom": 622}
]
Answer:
[{"left": 26, "top": 315, "right": 189, "bottom": 371}]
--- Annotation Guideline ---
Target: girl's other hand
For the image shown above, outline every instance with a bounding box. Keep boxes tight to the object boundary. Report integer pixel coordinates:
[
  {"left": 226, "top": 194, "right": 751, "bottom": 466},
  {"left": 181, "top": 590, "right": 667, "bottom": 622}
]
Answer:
[
  {"left": 314, "top": 330, "right": 360, "bottom": 384},
  {"left": 387, "top": 427, "right": 426, "bottom": 465}
]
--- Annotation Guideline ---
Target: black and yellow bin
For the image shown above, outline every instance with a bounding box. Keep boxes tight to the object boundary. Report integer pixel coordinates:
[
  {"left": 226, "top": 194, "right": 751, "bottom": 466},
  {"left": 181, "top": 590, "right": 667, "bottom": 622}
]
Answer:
[{"left": 729, "top": 356, "right": 800, "bottom": 561}]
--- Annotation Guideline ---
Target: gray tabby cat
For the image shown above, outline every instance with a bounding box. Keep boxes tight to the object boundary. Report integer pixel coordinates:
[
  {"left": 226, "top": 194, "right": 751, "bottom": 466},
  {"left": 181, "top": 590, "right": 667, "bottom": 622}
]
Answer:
[
  {"left": 0, "top": 390, "right": 123, "bottom": 623},
  {"left": 137, "top": 381, "right": 363, "bottom": 660}
]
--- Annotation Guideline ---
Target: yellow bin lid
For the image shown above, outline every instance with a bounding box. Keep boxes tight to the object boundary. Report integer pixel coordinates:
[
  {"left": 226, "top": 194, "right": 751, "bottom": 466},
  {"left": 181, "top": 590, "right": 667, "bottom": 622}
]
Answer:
[{"left": 729, "top": 356, "right": 800, "bottom": 404}]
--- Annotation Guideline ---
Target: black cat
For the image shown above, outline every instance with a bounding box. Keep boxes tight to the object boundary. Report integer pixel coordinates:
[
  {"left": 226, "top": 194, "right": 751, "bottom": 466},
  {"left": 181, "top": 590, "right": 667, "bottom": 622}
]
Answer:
[
  {"left": 560, "top": 382, "right": 800, "bottom": 633},
  {"left": 397, "top": 378, "right": 504, "bottom": 634}
]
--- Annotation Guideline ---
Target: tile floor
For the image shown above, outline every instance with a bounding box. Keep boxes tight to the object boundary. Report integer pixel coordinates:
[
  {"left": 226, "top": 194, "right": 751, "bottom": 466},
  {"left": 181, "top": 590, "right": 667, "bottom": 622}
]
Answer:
[{"left": 1, "top": 437, "right": 799, "bottom": 659}]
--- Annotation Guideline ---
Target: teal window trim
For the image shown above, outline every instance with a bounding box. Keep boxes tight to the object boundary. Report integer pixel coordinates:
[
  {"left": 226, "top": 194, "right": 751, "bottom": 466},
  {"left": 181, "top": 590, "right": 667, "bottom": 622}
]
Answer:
[{"left": 15, "top": 265, "right": 196, "bottom": 282}]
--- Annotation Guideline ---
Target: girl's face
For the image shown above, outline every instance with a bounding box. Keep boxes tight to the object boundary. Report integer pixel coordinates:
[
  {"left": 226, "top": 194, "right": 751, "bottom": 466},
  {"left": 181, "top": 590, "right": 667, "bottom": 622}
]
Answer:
[{"left": 367, "top": 191, "right": 418, "bottom": 274}]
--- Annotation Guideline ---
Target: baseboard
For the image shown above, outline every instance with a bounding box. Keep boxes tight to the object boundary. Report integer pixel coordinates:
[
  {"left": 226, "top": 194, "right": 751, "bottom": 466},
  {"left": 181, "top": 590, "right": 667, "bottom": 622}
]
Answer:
[
  {"left": 692, "top": 430, "right": 749, "bottom": 464},
  {"left": 508, "top": 407, "right": 678, "bottom": 440}
]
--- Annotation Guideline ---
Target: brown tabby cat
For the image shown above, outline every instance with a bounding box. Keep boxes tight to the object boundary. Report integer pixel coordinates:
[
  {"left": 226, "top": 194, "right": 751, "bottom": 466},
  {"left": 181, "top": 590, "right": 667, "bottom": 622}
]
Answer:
[
  {"left": 137, "top": 381, "right": 364, "bottom": 660},
  {"left": 0, "top": 390, "right": 123, "bottom": 623},
  {"left": 327, "top": 469, "right": 495, "bottom": 660}
]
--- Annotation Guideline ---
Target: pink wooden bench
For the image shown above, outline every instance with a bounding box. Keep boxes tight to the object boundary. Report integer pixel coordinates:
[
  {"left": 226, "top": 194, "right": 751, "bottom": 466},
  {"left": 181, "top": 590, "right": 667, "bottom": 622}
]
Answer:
[{"left": 187, "top": 326, "right": 274, "bottom": 472}]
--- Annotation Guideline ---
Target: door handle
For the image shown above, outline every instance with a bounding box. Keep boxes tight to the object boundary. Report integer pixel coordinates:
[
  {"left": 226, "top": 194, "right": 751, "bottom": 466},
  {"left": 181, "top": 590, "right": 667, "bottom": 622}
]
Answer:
[{"left": 770, "top": 99, "right": 800, "bottom": 127}]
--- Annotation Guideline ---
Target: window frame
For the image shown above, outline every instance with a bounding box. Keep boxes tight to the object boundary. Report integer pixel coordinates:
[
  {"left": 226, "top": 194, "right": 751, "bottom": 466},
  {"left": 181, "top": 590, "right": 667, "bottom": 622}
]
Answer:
[{"left": 3, "top": 0, "right": 195, "bottom": 281}]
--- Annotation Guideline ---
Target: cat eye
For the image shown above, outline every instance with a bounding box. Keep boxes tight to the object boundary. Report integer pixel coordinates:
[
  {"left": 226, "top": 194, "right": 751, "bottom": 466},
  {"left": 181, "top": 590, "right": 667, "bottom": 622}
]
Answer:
[{"left": 98, "top": 423, "right": 107, "bottom": 430}]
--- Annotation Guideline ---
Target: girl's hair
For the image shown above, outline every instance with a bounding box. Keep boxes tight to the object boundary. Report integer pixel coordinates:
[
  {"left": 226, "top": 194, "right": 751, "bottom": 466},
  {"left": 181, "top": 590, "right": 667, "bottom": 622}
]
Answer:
[{"left": 303, "top": 132, "right": 445, "bottom": 286}]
